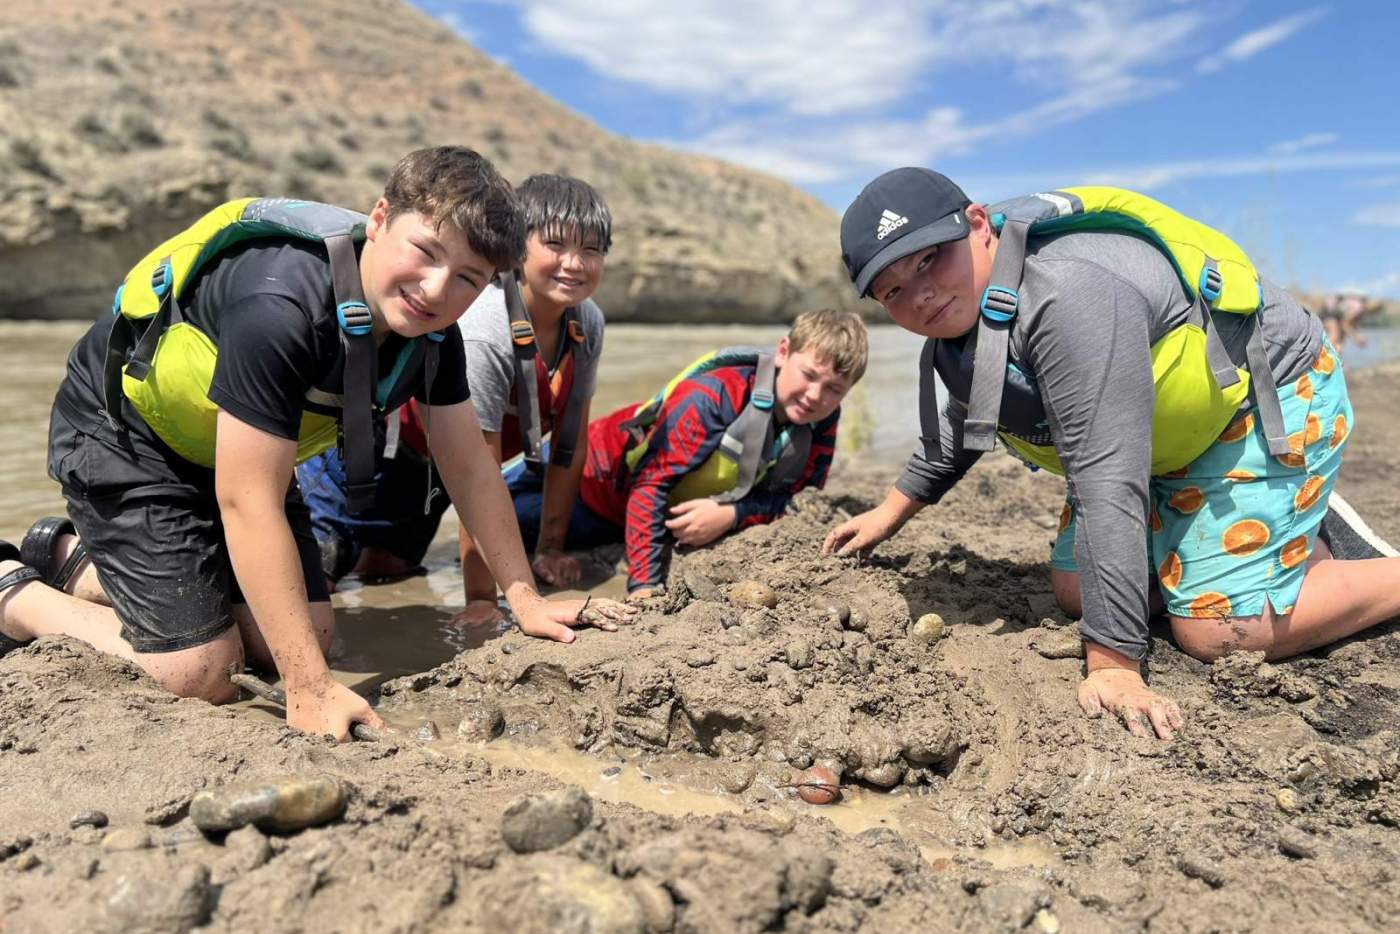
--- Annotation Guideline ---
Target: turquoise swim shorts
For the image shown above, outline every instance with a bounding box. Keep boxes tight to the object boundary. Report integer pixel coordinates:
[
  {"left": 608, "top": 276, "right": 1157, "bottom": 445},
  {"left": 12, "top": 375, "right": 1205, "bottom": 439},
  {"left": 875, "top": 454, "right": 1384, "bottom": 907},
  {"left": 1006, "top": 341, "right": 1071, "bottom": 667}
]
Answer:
[{"left": 1052, "top": 339, "right": 1352, "bottom": 619}]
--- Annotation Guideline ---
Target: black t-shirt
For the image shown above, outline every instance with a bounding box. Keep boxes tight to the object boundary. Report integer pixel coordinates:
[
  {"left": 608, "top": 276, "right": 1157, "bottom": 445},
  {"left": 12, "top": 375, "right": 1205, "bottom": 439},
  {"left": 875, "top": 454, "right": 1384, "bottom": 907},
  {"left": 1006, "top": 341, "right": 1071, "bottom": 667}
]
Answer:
[{"left": 54, "top": 239, "right": 469, "bottom": 453}]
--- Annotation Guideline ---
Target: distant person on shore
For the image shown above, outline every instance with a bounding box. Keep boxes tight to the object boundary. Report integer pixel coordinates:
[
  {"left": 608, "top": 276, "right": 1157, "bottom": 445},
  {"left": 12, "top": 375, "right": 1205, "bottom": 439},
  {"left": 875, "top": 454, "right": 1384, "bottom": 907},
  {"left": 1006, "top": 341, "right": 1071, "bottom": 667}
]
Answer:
[
  {"left": 0, "top": 147, "right": 631, "bottom": 740},
  {"left": 576, "top": 309, "right": 867, "bottom": 597},
  {"left": 824, "top": 169, "right": 1400, "bottom": 741},
  {"left": 1318, "top": 291, "right": 1384, "bottom": 353},
  {"left": 297, "top": 174, "right": 613, "bottom": 639}
]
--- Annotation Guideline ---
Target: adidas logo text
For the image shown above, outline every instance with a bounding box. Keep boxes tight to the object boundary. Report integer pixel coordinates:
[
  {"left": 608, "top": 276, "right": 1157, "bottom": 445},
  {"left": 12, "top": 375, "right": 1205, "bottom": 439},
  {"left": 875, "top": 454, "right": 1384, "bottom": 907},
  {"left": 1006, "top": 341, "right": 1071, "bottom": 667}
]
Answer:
[{"left": 876, "top": 209, "right": 908, "bottom": 240}]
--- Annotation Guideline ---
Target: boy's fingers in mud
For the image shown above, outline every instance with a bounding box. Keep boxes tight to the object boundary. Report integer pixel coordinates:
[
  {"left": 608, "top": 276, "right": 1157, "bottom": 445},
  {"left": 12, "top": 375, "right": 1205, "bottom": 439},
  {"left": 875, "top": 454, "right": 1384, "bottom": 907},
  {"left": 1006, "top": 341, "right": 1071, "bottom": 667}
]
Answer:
[
  {"left": 287, "top": 679, "right": 383, "bottom": 743},
  {"left": 532, "top": 550, "right": 581, "bottom": 587},
  {"left": 517, "top": 606, "right": 579, "bottom": 643},
  {"left": 1076, "top": 681, "right": 1106, "bottom": 718}
]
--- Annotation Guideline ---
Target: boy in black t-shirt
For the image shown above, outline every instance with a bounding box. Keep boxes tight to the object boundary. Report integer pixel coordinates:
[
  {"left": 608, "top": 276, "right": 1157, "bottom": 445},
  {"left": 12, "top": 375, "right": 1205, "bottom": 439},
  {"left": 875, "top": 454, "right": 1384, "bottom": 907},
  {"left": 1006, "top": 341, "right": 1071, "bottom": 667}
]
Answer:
[{"left": 0, "top": 147, "right": 632, "bottom": 740}]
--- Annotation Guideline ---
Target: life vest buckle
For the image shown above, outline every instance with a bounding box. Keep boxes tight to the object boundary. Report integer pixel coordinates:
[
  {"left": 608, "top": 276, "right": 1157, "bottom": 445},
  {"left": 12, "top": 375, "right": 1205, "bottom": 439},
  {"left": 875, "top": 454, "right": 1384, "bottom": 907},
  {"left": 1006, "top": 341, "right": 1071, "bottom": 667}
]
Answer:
[
  {"left": 150, "top": 261, "right": 173, "bottom": 298},
  {"left": 336, "top": 301, "right": 373, "bottom": 336},
  {"left": 111, "top": 283, "right": 126, "bottom": 316},
  {"left": 751, "top": 387, "right": 774, "bottom": 411},
  {"left": 425, "top": 330, "right": 446, "bottom": 343},
  {"left": 1199, "top": 266, "right": 1223, "bottom": 304},
  {"left": 510, "top": 320, "right": 536, "bottom": 347},
  {"left": 980, "top": 285, "right": 1019, "bottom": 323}
]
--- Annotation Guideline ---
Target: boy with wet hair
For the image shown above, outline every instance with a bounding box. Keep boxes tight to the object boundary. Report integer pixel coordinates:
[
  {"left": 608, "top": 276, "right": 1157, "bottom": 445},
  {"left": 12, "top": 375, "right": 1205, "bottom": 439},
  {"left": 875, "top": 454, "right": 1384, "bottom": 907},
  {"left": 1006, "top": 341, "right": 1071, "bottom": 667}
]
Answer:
[
  {"left": 0, "top": 147, "right": 632, "bottom": 740},
  {"left": 297, "top": 174, "right": 612, "bottom": 640},
  {"left": 574, "top": 308, "right": 868, "bottom": 596}
]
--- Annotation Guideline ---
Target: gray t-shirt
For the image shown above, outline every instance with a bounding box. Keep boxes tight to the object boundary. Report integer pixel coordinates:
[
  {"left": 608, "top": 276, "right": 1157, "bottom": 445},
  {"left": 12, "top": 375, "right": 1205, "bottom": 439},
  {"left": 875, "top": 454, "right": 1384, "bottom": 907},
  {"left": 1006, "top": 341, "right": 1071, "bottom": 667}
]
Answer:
[
  {"left": 457, "top": 281, "right": 605, "bottom": 433},
  {"left": 895, "top": 229, "right": 1322, "bottom": 659}
]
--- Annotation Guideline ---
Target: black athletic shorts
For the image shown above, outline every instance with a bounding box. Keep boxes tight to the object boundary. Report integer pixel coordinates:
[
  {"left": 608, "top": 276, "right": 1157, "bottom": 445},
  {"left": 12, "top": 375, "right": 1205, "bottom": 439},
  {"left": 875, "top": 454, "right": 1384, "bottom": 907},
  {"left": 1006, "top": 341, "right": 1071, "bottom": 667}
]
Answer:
[{"left": 47, "top": 409, "right": 329, "bottom": 654}]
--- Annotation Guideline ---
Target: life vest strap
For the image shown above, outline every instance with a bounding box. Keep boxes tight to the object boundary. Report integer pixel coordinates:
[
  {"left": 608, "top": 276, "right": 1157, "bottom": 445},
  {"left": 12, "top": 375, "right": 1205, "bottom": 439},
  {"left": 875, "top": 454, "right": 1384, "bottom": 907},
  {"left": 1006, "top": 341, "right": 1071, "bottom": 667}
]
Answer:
[
  {"left": 328, "top": 233, "right": 378, "bottom": 515},
  {"left": 548, "top": 305, "right": 589, "bottom": 468},
  {"left": 1243, "top": 316, "right": 1291, "bottom": 457},
  {"left": 712, "top": 353, "right": 807, "bottom": 505},
  {"left": 502, "top": 275, "right": 592, "bottom": 472},
  {"left": 964, "top": 219, "right": 1029, "bottom": 452}
]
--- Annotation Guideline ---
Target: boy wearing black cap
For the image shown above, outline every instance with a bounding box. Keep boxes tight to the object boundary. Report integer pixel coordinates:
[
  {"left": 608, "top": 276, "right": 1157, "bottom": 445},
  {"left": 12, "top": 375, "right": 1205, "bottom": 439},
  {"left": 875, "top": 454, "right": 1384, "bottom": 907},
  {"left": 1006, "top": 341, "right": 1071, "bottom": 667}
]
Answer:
[{"left": 823, "top": 167, "right": 1400, "bottom": 740}]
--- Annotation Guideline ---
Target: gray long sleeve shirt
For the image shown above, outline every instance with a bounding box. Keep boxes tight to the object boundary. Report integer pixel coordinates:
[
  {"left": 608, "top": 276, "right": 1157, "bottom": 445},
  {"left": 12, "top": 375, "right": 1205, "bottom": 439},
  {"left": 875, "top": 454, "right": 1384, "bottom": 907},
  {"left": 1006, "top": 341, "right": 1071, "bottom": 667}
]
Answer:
[{"left": 895, "top": 229, "right": 1322, "bottom": 658}]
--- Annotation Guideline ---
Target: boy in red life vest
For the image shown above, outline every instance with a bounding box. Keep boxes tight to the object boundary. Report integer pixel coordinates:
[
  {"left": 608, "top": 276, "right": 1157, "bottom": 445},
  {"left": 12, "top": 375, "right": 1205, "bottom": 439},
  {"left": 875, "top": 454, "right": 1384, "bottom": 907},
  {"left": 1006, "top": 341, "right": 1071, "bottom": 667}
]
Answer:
[{"left": 570, "top": 309, "right": 867, "bottom": 597}]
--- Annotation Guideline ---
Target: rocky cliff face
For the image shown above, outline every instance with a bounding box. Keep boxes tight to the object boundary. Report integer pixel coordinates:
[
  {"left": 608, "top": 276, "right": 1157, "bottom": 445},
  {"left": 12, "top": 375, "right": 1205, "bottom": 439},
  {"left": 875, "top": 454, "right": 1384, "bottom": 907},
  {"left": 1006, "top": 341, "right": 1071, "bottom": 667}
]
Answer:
[{"left": 0, "top": 0, "right": 866, "bottom": 321}]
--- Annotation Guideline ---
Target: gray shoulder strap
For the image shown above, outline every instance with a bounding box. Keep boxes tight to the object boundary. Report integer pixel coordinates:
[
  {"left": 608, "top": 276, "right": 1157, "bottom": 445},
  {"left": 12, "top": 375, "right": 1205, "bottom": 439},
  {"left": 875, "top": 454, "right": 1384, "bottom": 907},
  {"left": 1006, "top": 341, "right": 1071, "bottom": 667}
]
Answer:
[
  {"left": 964, "top": 219, "right": 1029, "bottom": 451},
  {"left": 501, "top": 274, "right": 546, "bottom": 471},
  {"left": 328, "top": 232, "right": 378, "bottom": 515},
  {"left": 711, "top": 353, "right": 778, "bottom": 504}
]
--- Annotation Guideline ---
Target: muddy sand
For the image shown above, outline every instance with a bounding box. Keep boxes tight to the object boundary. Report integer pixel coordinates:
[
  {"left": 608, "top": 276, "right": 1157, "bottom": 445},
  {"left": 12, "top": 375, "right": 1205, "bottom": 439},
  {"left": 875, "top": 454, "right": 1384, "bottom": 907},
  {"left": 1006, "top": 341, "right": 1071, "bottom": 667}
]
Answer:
[{"left": 4, "top": 363, "right": 1400, "bottom": 933}]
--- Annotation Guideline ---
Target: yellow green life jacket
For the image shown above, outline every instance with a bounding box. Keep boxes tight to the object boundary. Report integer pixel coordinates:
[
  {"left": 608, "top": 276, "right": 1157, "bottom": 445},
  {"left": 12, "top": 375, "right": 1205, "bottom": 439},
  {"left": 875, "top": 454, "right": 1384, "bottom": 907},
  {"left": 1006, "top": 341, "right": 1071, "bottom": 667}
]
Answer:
[
  {"left": 964, "top": 186, "right": 1289, "bottom": 476},
  {"left": 620, "top": 347, "right": 812, "bottom": 505},
  {"left": 103, "top": 197, "right": 443, "bottom": 513}
]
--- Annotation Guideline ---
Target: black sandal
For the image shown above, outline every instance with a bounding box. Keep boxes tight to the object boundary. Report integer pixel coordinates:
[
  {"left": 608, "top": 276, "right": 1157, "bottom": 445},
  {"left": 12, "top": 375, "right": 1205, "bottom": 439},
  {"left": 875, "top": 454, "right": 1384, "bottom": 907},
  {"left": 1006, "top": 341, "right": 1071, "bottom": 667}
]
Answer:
[
  {"left": 20, "top": 516, "right": 88, "bottom": 593},
  {"left": 0, "top": 540, "right": 43, "bottom": 657}
]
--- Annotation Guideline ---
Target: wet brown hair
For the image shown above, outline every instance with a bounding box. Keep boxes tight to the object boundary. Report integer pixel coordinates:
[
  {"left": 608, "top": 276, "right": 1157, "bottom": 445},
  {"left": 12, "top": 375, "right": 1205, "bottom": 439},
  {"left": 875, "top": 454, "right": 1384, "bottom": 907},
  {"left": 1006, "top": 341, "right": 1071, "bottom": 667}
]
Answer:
[
  {"left": 381, "top": 146, "right": 525, "bottom": 272},
  {"left": 787, "top": 308, "right": 869, "bottom": 382}
]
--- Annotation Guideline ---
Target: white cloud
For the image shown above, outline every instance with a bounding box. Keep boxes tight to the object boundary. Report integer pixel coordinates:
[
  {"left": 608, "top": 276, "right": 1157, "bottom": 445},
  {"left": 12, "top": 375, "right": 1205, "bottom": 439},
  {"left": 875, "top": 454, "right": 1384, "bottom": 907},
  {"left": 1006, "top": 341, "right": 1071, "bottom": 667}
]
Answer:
[
  {"left": 488, "top": 1, "right": 1211, "bottom": 119},
  {"left": 1346, "top": 174, "right": 1400, "bottom": 190},
  {"left": 1198, "top": 8, "right": 1326, "bottom": 73},
  {"left": 1270, "top": 132, "right": 1339, "bottom": 155},
  {"left": 517, "top": 0, "right": 940, "bottom": 117},
  {"left": 433, "top": 9, "right": 477, "bottom": 43},
  {"left": 1342, "top": 269, "right": 1400, "bottom": 297},
  {"left": 1353, "top": 201, "right": 1400, "bottom": 227}
]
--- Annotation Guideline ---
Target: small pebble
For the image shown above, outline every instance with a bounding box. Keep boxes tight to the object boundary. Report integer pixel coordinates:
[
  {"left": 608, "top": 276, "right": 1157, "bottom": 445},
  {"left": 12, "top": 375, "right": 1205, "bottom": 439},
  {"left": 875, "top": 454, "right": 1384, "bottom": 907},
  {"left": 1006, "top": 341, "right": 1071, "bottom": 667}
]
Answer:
[
  {"left": 501, "top": 787, "right": 594, "bottom": 854},
  {"left": 1278, "top": 827, "right": 1319, "bottom": 860},
  {"left": 601, "top": 766, "right": 623, "bottom": 778},
  {"left": 1034, "top": 908, "right": 1061, "bottom": 934},
  {"left": 13, "top": 852, "right": 40, "bottom": 871},
  {"left": 190, "top": 776, "right": 345, "bottom": 834},
  {"left": 1276, "top": 788, "right": 1300, "bottom": 813},
  {"left": 797, "top": 766, "right": 840, "bottom": 805},
  {"left": 412, "top": 720, "right": 441, "bottom": 742},
  {"left": 1177, "top": 854, "right": 1225, "bottom": 888},
  {"left": 685, "top": 649, "right": 716, "bottom": 668},
  {"left": 816, "top": 595, "right": 851, "bottom": 627},
  {"left": 101, "top": 828, "right": 153, "bottom": 852},
  {"left": 70, "top": 810, "right": 109, "bottom": 830},
  {"left": 910, "top": 613, "right": 946, "bottom": 644},
  {"left": 458, "top": 703, "right": 505, "bottom": 743},
  {"left": 729, "top": 580, "right": 779, "bottom": 609}
]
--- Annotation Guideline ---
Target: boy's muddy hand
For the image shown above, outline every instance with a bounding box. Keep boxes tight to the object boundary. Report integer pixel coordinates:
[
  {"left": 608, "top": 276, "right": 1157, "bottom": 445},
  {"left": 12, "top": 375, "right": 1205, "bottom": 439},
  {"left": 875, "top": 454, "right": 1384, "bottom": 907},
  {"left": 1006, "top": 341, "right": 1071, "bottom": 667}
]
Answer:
[
  {"left": 451, "top": 599, "right": 506, "bottom": 627},
  {"left": 1077, "top": 667, "right": 1183, "bottom": 740},
  {"left": 822, "top": 505, "right": 902, "bottom": 557},
  {"left": 532, "top": 549, "right": 581, "bottom": 587},
  {"left": 286, "top": 674, "right": 385, "bottom": 742},
  {"left": 517, "top": 598, "right": 636, "bottom": 643},
  {"left": 665, "top": 499, "right": 737, "bottom": 546}
]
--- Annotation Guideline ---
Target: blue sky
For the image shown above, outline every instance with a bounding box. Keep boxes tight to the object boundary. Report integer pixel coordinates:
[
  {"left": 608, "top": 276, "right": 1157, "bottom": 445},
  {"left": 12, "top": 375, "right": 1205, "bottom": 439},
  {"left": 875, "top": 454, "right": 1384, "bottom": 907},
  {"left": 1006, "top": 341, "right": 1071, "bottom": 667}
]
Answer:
[{"left": 416, "top": 1, "right": 1400, "bottom": 297}]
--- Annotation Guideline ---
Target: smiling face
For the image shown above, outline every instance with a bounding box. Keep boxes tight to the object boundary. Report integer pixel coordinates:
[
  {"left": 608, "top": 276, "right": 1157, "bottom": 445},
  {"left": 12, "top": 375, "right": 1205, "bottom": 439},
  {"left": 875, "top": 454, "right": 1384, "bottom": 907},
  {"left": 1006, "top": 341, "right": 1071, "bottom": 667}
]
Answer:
[
  {"left": 519, "top": 227, "right": 607, "bottom": 315},
  {"left": 773, "top": 338, "right": 852, "bottom": 425},
  {"left": 359, "top": 197, "right": 497, "bottom": 339},
  {"left": 869, "top": 204, "right": 998, "bottom": 340}
]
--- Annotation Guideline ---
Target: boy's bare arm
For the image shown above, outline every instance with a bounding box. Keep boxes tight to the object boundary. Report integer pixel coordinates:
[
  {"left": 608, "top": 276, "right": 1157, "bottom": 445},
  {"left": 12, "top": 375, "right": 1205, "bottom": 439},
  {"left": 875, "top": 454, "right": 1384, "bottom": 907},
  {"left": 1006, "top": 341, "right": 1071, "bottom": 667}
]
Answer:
[
  {"left": 535, "top": 398, "right": 592, "bottom": 585},
  {"left": 427, "top": 400, "right": 633, "bottom": 641},
  {"left": 458, "top": 430, "right": 505, "bottom": 610},
  {"left": 214, "top": 411, "right": 382, "bottom": 740}
]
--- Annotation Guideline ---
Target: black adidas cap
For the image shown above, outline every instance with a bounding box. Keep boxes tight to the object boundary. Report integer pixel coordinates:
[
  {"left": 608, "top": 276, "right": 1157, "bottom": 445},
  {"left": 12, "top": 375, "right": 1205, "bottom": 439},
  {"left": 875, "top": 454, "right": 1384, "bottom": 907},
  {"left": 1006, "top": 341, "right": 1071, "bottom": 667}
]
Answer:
[{"left": 841, "top": 167, "right": 972, "bottom": 298}]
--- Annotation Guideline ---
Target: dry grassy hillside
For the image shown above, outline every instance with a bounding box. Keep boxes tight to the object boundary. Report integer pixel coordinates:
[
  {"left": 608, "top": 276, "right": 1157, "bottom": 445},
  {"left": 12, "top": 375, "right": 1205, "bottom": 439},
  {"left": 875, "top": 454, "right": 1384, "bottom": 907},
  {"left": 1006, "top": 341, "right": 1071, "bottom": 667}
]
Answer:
[{"left": 0, "top": 0, "right": 864, "bottom": 321}]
